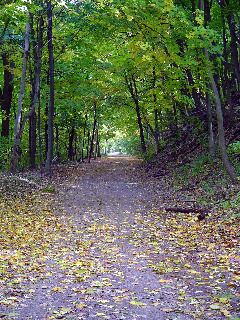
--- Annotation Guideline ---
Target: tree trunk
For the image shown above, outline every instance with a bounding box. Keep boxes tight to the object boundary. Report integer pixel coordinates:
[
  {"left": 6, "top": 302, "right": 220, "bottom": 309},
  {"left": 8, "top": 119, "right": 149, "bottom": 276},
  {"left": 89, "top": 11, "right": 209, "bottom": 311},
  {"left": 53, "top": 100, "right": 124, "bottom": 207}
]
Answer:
[
  {"left": 203, "top": 48, "right": 238, "bottom": 184},
  {"left": 55, "top": 123, "right": 59, "bottom": 162},
  {"left": 206, "top": 88, "right": 214, "bottom": 157},
  {"left": 227, "top": 13, "right": 240, "bottom": 91},
  {"left": 1, "top": 54, "right": 14, "bottom": 137},
  {"left": 45, "top": 0, "right": 55, "bottom": 175},
  {"left": 28, "top": 12, "right": 41, "bottom": 169},
  {"left": 135, "top": 98, "right": 146, "bottom": 154},
  {"left": 125, "top": 74, "right": 147, "bottom": 154},
  {"left": 68, "top": 125, "right": 75, "bottom": 160},
  {"left": 88, "top": 103, "right": 97, "bottom": 163},
  {"left": 38, "top": 89, "right": 43, "bottom": 175},
  {"left": 152, "top": 67, "right": 161, "bottom": 153},
  {"left": 10, "top": 11, "right": 43, "bottom": 172},
  {"left": 82, "top": 115, "right": 87, "bottom": 162},
  {"left": 222, "top": 11, "right": 231, "bottom": 104},
  {"left": 10, "top": 21, "right": 30, "bottom": 172},
  {"left": 29, "top": 110, "right": 37, "bottom": 169}
]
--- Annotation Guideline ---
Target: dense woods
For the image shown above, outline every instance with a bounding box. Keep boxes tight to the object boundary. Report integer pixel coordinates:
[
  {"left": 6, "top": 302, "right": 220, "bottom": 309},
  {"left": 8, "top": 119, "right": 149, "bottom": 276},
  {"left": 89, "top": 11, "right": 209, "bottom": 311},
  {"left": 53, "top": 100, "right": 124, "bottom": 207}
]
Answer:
[
  {"left": 0, "top": 2, "right": 240, "bottom": 318},
  {"left": 0, "top": 0, "right": 239, "bottom": 182}
]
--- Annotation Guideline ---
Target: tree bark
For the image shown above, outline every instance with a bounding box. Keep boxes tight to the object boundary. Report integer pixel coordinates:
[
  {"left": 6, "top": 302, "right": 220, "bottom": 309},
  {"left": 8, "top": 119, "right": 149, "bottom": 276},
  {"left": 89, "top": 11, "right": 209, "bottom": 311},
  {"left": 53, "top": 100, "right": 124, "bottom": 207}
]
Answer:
[
  {"left": 10, "top": 21, "right": 30, "bottom": 172},
  {"left": 0, "top": 19, "right": 13, "bottom": 137},
  {"left": 29, "top": 12, "right": 39, "bottom": 169},
  {"left": 68, "top": 125, "right": 75, "bottom": 160},
  {"left": 203, "top": 48, "right": 238, "bottom": 184},
  {"left": 1, "top": 53, "right": 14, "bottom": 137},
  {"left": 88, "top": 103, "right": 97, "bottom": 163},
  {"left": 227, "top": 13, "right": 240, "bottom": 91},
  {"left": 10, "top": 11, "right": 43, "bottom": 172},
  {"left": 125, "top": 74, "right": 147, "bottom": 154},
  {"left": 206, "top": 88, "right": 215, "bottom": 157},
  {"left": 38, "top": 90, "right": 43, "bottom": 175},
  {"left": 45, "top": 0, "right": 55, "bottom": 175}
]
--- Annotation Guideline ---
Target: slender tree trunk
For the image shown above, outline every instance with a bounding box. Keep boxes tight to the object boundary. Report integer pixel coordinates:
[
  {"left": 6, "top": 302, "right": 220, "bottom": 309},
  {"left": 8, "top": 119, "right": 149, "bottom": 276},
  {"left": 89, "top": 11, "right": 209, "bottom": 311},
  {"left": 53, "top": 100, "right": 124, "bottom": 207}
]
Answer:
[
  {"left": 68, "top": 125, "right": 75, "bottom": 160},
  {"left": 55, "top": 123, "right": 59, "bottom": 162},
  {"left": 10, "top": 12, "right": 43, "bottom": 172},
  {"left": 227, "top": 13, "right": 240, "bottom": 90},
  {"left": 154, "top": 109, "right": 161, "bottom": 153},
  {"left": 152, "top": 67, "right": 161, "bottom": 153},
  {"left": 222, "top": 11, "right": 231, "bottom": 103},
  {"left": 38, "top": 90, "right": 43, "bottom": 175},
  {"left": 29, "top": 110, "right": 37, "bottom": 169},
  {"left": 45, "top": 0, "right": 55, "bottom": 174},
  {"left": 135, "top": 99, "right": 146, "bottom": 154},
  {"left": 82, "top": 116, "right": 87, "bottom": 162},
  {"left": 88, "top": 103, "right": 97, "bottom": 163},
  {"left": 125, "top": 74, "right": 147, "bottom": 154},
  {"left": 206, "top": 88, "right": 214, "bottom": 157},
  {"left": 10, "top": 21, "right": 30, "bottom": 172},
  {"left": 29, "top": 12, "right": 40, "bottom": 169},
  {"left": 203, "top": 48, "right": 238, "bottom": 184},
  {"left": 1, "top": 54, "right": 14, "bottom": 137},
  {"left": 87, "top": 128, "right": 90, "bottom": 160}
]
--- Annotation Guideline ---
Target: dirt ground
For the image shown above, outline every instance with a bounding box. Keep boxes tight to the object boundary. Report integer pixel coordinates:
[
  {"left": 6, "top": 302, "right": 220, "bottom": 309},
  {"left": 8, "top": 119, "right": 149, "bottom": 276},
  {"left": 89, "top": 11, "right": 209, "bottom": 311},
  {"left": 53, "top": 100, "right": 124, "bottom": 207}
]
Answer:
[{"left": 0, "top": 156, "right": 239, "bottom": 320}]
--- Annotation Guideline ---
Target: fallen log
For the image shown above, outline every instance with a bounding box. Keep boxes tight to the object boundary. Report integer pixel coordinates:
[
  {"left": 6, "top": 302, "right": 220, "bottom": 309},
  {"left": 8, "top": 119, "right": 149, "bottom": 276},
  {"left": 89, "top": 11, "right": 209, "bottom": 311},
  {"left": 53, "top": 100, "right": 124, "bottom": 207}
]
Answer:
[
  {"left": 165, "top": 207, "right": 209, "bottom": 220},
  {"left": 165, "top": 207, "right": 206, "bottom": 213}
]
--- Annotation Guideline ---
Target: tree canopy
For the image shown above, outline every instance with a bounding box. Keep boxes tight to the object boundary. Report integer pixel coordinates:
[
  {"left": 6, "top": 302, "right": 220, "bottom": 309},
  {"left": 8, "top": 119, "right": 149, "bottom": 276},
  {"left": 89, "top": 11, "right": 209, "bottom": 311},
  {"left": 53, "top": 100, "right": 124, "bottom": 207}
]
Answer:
[{"left": 0, "top": 0, "right": 239, "bottom": 181}]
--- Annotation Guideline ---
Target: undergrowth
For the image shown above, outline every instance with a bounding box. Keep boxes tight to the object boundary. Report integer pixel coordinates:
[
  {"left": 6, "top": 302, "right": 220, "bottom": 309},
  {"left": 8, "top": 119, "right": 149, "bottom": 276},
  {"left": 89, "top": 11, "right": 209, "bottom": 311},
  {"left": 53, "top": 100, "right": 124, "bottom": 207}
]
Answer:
[{"left": 173, "top": 153, "right": 240, "bottom": 219}]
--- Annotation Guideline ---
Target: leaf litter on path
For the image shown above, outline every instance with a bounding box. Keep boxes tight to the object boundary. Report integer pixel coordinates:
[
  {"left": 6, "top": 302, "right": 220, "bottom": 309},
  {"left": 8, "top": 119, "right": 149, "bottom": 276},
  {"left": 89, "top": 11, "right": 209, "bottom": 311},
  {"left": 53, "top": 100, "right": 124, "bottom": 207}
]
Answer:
[{"left": 0, "top": 156, "right": 239, "bottom": 319}]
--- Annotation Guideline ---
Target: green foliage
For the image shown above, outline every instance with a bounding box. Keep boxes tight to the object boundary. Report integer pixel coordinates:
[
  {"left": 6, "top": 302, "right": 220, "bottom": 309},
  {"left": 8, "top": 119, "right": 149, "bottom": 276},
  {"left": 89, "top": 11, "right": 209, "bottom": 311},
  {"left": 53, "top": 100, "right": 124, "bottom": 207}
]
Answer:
[
  {"left": 42, "top": 185, "right": 56, "bottom": 193},
  {"left": 117, "top": 135, "right": 143, "bottom": 156},
  {"left": 0, "top": 137, "right": 12, "bottom": 170},
  {"left": 227, "top": 141, "right": 240, "bottom": 155},
  {"left": 0, "top": 0, "right": 239, "bottom": 177}
]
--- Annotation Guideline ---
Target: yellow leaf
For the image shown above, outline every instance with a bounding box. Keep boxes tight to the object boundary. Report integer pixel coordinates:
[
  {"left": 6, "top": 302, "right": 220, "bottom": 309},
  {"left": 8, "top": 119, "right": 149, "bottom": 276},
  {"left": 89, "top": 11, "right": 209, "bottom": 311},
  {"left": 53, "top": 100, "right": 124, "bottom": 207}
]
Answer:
[
  {"left": 188, "top": 269, "right": 200, "bottom": 274},
  {"left": 130, "top": 300, "right": 146, "bottom": 306},
  {"left": 158, "top": 279, "right": 172, "bottom": 283},
  {"left": 52, "top": 287, "right": 64, "bottom": 292},
  {"left": 160, "top": 308, "right": 173, "bottom": 312},
  {"left": 76, "top": 304, "right": 87, "bottom": 309},
  {"left": 220, "top": 309, "right": 231, "bottom": 317}
]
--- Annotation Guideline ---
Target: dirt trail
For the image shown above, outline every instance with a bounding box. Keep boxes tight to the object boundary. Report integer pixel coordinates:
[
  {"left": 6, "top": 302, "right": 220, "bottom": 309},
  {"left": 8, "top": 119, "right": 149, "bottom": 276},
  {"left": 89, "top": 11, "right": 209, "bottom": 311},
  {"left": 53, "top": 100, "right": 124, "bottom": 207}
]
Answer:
[{"left": 1, "top": 156, "right": 238, "bottom": 319}]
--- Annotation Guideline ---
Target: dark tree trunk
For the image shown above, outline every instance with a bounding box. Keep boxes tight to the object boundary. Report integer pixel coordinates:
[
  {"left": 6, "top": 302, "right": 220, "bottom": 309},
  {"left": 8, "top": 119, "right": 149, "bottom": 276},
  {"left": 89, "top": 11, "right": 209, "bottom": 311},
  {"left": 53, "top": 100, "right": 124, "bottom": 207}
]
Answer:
[
  {"left": 10, "top": 12, "right": 43, "bottom": 173},
  {"left": 1, "top": 54, "right": 14, "bottom": 137},
  {"left": 222, "top": 11, "right": 231, "bottom": 104},
  {"left": 135, "top": 98, "right": 147, "bottom": 154},
  {"left": 88, "top": 103, "right": 97, "bottom": 163},
  {"left": 38, "top": 90, "right": 43, "bottom": 175},
  {"left": 29, "top": 111, "right": 37, "bottom": 168},
  {"left": 68, "top": 126, "right": 75, "bottom": 160},
  {"left": 10, "top": 21, "right": 30, "bottom": 172},
  {"left": 45, "top": 0, "right": 55, "bottom": 174},
  {"left": 82, "top": 115, "right": 87, "bottom": 162},
  {"left": 152, "top": 67, "right": 161, "bottom": 153},
  {"left": 125, "top": 74, "right": 146, "bottom": 154},
  {"left": 29, "top": 12, "right": 38, "bottom": 169},
  {"left": 227, "top": 13, "right": 240, "bottom": 90},
  {"left": 55, "top": 123, "right": 59, "bottom": 162},
  {"left": 45, "top": 103, "right": 48, "bottom": 158},
  {"left": 154, "top": 109, "right": 161, "bottom": 153},
  {"left": 204, "top": 48, "right": 238, "bottom": 184},
  {"left": 206, "top": 88, "right": 215, "bottom": 157},
  {"left": 87, "top": 127, "right": 90, "bottom": 160}
]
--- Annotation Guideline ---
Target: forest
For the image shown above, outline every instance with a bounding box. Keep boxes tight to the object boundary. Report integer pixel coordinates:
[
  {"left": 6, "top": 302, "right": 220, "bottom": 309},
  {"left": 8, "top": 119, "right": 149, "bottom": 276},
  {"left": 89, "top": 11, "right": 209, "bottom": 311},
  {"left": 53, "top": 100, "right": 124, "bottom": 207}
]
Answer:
[
  {"left": 0, "top": 0, "right": 239, "bottom": 182},
  {"left": 0, "top": 1, "right": 240, "bottom": 319}
]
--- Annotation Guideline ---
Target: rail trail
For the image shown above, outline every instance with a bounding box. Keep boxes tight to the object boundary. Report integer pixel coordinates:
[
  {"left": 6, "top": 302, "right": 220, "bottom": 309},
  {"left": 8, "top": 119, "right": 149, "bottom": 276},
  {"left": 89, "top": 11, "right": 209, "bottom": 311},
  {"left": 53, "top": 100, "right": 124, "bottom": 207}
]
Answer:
[{"left": 0, "top": 156, "right": 239, "bottom": 319}]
